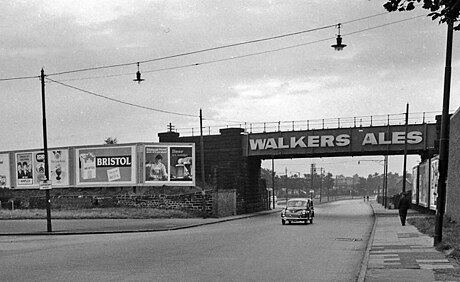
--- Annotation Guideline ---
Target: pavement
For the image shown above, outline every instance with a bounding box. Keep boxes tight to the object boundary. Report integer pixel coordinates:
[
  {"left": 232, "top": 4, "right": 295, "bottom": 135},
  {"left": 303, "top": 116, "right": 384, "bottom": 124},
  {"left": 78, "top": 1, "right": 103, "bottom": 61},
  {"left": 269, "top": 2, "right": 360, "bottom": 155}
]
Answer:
[
  {"left": 360, "top": 200, "right": 460, "bottom": 282},
  {"left": 1, "top": 200, "right": 459, "bottom": 282}
]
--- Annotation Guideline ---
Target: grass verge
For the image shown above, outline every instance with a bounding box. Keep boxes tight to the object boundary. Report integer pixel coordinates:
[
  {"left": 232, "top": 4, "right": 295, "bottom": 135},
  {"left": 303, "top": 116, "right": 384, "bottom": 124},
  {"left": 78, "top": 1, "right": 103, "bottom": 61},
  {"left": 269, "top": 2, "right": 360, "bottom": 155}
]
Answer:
[
  {"left": 0, "top": 208, "right": 197, "bottom": 220},
  {"left": 408, "top": 216, "right": 460, "bottom": 260}
]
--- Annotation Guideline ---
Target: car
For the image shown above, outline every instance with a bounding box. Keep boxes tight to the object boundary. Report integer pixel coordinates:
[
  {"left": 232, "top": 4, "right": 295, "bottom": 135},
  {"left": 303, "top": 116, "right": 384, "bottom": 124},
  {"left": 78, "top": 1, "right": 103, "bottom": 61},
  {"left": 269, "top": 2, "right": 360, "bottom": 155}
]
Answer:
[{"left": 280, "top": 198, "right": 314, "bottom": 225}]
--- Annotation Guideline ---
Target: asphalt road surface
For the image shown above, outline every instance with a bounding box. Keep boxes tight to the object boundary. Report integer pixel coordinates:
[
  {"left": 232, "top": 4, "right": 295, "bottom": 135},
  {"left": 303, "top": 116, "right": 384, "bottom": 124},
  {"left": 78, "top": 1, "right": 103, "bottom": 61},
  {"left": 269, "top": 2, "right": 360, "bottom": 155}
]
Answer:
[{"left": 0, "top": 199, "right": 373, "bottom": 282}]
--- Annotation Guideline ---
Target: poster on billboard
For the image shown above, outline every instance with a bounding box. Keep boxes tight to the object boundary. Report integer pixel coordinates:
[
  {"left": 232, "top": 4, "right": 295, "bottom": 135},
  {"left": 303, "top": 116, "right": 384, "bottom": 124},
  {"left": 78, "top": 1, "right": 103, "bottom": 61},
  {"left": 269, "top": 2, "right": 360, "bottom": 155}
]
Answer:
[
  {"left": 16, "top": 152, "right": 35, "bottom": 187},
  {"left": 15, "top": 150, "right": 70, "bottom": 188},
  {"left": 76, "top": 146, "right": 136, "bottom": 186},
  {"left": 418, "top": 161, "right": 429, "bottom": 207},
  {"left": 0, "top": 153, "right": 10, "bottom": 188},
  {"left": 48, "top": 150, "right": 69, "bottom": 186},
  {"left": 145, "top": 146, "right": 169, "bottom": 182},
  {"left": 411, "top": 166, "right": 418, "bottom": 205},
  {"left": 169, "top": 146, "right": 193, "bottom": 182},
  {"left": 430, "top": 156, "right": 439, "bottom": 211},
  {"left": 144, "top": 144, "right": 195, "bottom": 186}
]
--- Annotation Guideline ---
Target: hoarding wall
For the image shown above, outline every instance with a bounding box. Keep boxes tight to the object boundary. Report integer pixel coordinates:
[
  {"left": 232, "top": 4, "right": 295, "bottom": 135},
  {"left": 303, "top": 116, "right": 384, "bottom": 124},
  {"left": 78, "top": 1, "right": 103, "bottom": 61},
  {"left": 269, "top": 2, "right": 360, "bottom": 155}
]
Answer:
[
  {"left": 418, "top": 161, "right": 429, "bottom": 208},
  {"left": 411, "top": 166, "right": 418, "bottom": 205},
  {"left": 1, "top": 143, "right": 195, "bottom": 190},
  {"left": 429, "top": 156, "right": 439, "bottom": 211},
  {"left": 0, "top": 153, "right": 10, "bottom": 188},
  {"left": 447, "top": 109, "right": 460, "bottom": 222}
]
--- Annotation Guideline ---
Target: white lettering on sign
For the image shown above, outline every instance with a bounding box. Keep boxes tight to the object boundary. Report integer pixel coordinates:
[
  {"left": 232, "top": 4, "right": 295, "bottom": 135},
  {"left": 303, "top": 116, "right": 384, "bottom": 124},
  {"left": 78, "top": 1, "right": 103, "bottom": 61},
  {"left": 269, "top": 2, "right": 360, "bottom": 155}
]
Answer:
[
  {"left": 290, "top": 136, "right": 306, "bottom": 148},
  {"left": 249, "top": 134, "right": 351, "bottom": 150},
  {"left": 361, "top": 131, "right": 423, "bottom": 146},
  {"left": 96, "top": 156, "right": 132, "bottom": 167},
  {"left": 249, "top": 131, "right": 423, "bottom": 151}
]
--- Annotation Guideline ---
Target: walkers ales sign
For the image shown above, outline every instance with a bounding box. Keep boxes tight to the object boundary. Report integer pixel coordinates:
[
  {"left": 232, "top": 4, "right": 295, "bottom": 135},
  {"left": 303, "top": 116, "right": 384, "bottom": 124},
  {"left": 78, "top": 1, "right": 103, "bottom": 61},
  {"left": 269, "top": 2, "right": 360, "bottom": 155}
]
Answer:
[{"left": 246, "top": 124, "right": 436, "bottom": 157}]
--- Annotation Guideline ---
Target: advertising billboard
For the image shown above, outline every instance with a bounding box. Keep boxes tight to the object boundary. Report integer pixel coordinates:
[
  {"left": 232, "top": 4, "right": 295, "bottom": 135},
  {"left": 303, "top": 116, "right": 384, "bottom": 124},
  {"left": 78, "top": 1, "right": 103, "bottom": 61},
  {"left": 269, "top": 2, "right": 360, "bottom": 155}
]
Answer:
[
  {"left": 14, "top": 150, "right": 70, "bottom": 189},
  {"left": 144, "top": 144, "right": 195, "bottom": 186},
  {"left": 430, "top": 156, "right": 439, "bottom": 211},
  {"left": 247, "top": 124, "right": 436, "bottom": 158},
  {"left": 0, "top": 153, "right": 10, "bottom": 188},
  {"left": 411, "top": 166, "right": 418, "bottom": 205},
  {"left": 418, "top": 160, "right": 429, "bottom": 208},
  {"left": 76, "top": 146, "right": 136, "bottom": 186}
]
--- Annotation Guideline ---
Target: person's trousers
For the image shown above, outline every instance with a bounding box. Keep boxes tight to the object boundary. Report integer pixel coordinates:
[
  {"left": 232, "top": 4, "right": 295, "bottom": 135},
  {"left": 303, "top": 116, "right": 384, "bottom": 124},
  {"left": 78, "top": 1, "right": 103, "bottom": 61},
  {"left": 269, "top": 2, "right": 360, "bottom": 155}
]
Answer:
[{"left": 399, "top": 210, "right": 407, "bottom": 226}]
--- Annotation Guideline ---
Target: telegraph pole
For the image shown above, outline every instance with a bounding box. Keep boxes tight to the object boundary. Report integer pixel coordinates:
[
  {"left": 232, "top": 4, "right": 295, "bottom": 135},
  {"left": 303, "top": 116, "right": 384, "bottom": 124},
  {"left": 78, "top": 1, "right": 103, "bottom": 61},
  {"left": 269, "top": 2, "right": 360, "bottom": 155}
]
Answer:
[
  {"left": 272, "top": 158, "right": 275, "bottom": 209},
  {"left": 402, "top": 103, "right": 409, "bottom": 193},
  {"left": 40, "top": 69, "right": 52, "bottom": 232},
  {"left": 199, "top": 109, "right": 206, "bottom": 218},
  {"left": 310, "top": 164, "right": 315, "bottom": 199},
  {"left": 434, "top": 19, "right": 454, "bottom": 245}
]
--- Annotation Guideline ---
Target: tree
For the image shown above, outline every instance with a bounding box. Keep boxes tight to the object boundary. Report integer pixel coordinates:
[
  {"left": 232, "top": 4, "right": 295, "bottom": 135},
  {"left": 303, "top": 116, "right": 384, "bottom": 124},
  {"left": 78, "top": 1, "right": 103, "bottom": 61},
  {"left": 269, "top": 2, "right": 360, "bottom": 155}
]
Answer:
[
  {"left": 104, "top": 137, "right": 118, "bottom": 144},
  {"left": 383, "top": 0, "right": 460, "bottom": 30}
]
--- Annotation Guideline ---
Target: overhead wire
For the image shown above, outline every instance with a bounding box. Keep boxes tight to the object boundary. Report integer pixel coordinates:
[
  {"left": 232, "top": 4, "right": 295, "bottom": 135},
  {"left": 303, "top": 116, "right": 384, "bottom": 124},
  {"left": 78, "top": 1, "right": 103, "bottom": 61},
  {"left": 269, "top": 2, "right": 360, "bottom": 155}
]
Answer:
[
  {"left": 52, "top": 13, "right": 426, "bottom": 83},
  {"left": 42, "top": 13, "right": 428, "bottom": 125},
  {"left": 45, "top": 77, "right": 198, "bottom": 118},
  {"left": 45, "top": 24, "right": 337, "bottom": 77},
  {"left": 0, "top": 74, "right": 39, "bottom": 82},
  {"left": 0, "top": 10, "right": 425, "bottom": 82},
  {"left": 45, "top": 77, "right": 246, "bottom": 123}
]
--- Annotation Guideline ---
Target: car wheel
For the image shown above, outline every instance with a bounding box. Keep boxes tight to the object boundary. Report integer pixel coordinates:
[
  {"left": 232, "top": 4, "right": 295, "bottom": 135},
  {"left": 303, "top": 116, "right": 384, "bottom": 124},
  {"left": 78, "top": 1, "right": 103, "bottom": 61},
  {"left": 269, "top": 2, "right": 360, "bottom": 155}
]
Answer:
[{"left": 281, "top": 219, "right": 286, "bottom": 225}]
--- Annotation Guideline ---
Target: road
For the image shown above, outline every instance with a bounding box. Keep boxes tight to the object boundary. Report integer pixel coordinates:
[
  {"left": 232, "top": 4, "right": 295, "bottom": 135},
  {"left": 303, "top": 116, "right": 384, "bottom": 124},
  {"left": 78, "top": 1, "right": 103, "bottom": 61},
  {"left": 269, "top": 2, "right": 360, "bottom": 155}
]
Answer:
[{"left": 0, "top": 199, "right": 373, "bottom": 282}]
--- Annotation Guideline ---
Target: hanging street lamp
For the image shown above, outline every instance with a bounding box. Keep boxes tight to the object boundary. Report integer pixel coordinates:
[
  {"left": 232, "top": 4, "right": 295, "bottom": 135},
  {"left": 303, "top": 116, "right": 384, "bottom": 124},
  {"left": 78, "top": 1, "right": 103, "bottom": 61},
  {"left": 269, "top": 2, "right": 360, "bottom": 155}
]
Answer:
[
  {"left": 133, "top": 62, "right": 145, "bottom": 83},
  {"left": 331, "top": 23, "right": 347, "bottom": 51}
]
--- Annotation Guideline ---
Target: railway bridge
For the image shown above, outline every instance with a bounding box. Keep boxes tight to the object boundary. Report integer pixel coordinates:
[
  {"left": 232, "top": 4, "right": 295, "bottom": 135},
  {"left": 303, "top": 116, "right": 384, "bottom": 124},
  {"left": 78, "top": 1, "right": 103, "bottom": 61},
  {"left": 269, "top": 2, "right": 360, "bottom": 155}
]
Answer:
[{"left": 159, "top": 113, "right": 439, "bottom": 214}]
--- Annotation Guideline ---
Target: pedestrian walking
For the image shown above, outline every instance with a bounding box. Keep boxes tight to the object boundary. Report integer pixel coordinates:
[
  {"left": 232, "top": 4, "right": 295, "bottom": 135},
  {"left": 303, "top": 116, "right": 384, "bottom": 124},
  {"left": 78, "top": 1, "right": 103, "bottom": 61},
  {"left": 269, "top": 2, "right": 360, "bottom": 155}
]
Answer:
[{"left": 398, "top": 192, "right": 411, "bottom": 226}]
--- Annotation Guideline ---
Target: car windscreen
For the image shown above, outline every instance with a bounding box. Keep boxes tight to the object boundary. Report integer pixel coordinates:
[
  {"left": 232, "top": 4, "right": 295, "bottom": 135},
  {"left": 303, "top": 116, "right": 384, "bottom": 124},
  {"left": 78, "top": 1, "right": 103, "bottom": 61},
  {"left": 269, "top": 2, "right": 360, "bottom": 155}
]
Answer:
[{"left": 287, "top": 200, "right": 307, "bottom": 207}]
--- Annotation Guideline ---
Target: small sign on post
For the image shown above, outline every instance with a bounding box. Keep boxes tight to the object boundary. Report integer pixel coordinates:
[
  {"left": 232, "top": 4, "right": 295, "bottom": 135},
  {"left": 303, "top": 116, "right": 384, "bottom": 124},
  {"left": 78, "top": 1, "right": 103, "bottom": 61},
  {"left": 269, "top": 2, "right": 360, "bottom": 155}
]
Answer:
[{"left": 39, "top": 180, "right": 52, "bottom": 190}]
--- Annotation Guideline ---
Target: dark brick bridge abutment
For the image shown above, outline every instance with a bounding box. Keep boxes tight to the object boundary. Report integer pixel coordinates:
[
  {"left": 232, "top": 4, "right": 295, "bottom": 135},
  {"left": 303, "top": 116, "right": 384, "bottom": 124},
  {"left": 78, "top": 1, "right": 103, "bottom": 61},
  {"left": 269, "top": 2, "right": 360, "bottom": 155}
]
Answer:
[{"left": 159, "top": 128, "right": 266, "bottom": 215}]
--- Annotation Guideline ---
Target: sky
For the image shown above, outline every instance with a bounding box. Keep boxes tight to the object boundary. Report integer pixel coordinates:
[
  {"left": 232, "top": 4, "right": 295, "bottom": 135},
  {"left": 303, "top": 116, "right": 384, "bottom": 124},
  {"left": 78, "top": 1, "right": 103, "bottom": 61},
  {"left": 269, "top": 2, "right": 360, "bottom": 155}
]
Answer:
[{"left": 0, "top": 0, "right": 458, "bottom": 177}]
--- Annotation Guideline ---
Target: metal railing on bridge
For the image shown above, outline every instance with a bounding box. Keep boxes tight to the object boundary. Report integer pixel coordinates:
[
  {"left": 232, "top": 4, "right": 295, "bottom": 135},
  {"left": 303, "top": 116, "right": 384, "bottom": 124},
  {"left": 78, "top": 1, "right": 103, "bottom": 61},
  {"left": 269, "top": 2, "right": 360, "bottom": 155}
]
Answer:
[{"left": 175, "top": 111, "right": 441, "bottom": 136}]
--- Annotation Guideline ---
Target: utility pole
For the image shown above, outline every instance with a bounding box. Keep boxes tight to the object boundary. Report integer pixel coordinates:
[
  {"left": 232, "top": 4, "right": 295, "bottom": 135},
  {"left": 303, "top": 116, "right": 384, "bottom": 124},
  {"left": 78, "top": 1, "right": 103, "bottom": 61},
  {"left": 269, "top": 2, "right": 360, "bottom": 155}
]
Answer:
[
  {"left": 199, "top": 109, "right": 206, "bottom": 218},
  {"left": 434, "top": 19, "right": 454, "bottom": 246},
  {"left": 272, "top": 157, "right": 275, "bottom": 209},
  {"left": 311, "top": 164, "right": 315, "bottom": 199},
  {"left": 40, "top": 69, "right": 52, "bottom": 232},
  {"left": 383, "top": 155, "right": 388, "bottom": 208},
  {"left": 319, "top": 168, "right": 323, "bottom": 203},
  {"left": 285, "top": 167, "right": 288, "bottom": 205},
  {"left": 402, "top": 103, "right": 409, "bottom": 193}
]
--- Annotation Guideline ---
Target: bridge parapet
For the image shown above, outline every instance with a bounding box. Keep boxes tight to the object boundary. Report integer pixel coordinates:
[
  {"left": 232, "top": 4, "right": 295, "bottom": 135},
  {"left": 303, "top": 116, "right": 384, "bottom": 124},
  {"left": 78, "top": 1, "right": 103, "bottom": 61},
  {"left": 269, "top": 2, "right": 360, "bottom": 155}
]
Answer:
[{"left": 176, "top": 111, "right": 440, "bottom": 137}]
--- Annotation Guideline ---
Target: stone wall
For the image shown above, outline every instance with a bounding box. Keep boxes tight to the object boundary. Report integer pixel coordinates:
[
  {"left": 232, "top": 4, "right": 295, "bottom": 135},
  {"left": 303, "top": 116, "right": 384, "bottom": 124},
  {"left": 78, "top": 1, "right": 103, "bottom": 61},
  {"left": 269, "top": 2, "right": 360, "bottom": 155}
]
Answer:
[
  {"left": 213, "top": 189, "right": 236, "bottom": 217},
  {"left": 116, "top": 191, "right": 213, "bottom": 215},
  {"left": 446, "top": 108, "right": 460, "bottom": 222}
]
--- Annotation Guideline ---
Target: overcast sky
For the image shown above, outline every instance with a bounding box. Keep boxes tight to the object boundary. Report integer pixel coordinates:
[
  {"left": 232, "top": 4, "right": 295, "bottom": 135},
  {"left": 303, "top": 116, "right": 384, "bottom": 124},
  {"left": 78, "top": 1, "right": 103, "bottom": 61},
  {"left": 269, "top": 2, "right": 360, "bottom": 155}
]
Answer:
[{"left": 1, "top": 0, "right": 458, "bottom": 177}]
